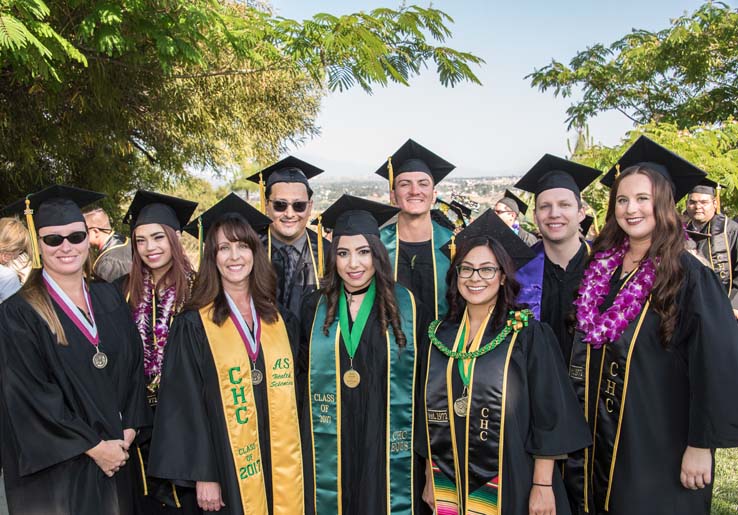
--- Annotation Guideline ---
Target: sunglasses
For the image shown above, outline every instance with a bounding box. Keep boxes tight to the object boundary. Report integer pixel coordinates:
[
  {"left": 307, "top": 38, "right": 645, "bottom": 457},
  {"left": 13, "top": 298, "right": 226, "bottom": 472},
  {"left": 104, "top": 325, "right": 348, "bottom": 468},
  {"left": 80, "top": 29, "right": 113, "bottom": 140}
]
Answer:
[
  {"left": 269, "top": 200, "right": 309, "bottom": 213},
  {"left": 40, "top": 231, "right": 88, "bottom": 247}
]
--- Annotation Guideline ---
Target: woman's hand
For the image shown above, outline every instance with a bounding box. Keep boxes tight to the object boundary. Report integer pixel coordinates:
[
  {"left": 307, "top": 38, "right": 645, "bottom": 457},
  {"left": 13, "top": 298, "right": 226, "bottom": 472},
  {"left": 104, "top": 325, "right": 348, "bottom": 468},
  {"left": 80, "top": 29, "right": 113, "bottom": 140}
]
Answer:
[
  {"left": 529, "top": 458, "right": 556, "bottom": 515},
  {"left": 196, "top": 481, "right": 226, "bottom": 512},
  {"left": 422, "top": 459, "right": 435, "bottom": 510},
  {"left": 529, "top": 484, "right": 556, "bottom": 515},
  {"left": 680, "top": 446, "right": 712, "bottom": 490},
  {"left": 86, "top": 440, "right": 129, "bottom": 477}
]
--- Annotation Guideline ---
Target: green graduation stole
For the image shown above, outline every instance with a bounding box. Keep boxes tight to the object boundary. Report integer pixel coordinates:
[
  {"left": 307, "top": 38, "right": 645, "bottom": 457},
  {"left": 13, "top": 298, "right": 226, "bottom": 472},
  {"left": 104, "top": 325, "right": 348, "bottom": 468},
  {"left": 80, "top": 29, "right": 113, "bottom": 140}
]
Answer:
[
  {"left": 308, "top": 284, "right": 417, "bottom": 514},
  {"left": 381, "top": 220, "right": 453, "bottom": 319}
]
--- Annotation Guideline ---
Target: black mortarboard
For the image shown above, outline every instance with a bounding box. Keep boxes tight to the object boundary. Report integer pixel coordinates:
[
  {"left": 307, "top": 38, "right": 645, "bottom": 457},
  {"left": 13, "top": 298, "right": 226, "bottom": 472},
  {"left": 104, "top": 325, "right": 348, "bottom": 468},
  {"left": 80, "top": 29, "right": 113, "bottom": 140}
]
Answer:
[
  {"left": 183, "top": 193, "right": 271, "bottom": 239},
  {"left": 690, "top": 178, "right": 721, "bottom": 196},
  {"left": 1, "top": 185, "right": 105, "bottom": 269},
  {"left": 502, "top": 189, "right": 529, "bottom": 215},
  {"left": 440, "top": 209, "right": 537, "bottom": 269},
  {"left": 432, "top": 198, "right": 468, "bottom": 230},
  {"left": 600, "top": 136, "right": 707, "bottom": 200},
  {"left": 450, "top": 200, "right": 472, "bottom": 219},
  {"left": 580, "top": 215, "right": 595, "bottom": 236},
  {"left": 316, "top": 195, "right": 399, "bottom": 238},
  {"left": 248, "top": 156, "right": 323, "bottom": 195},
  {"left": 123, "top": 190, "right": 198, "bottom": 231},
  {"left": 375, "top": 139, "right": 455, "bottom": 188},
  {"left": 684, "top": 229, "right": 710, "bottom": 243},
  {"left": 515, "top": 154, "right": 601, "bottom": 197}
]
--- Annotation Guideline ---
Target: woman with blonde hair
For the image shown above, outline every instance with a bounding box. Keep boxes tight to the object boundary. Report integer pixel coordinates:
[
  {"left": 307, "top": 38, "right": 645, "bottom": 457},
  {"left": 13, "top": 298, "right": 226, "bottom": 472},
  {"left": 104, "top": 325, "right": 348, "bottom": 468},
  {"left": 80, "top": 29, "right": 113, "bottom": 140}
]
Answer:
[{"left": 0, "top": 216, "right": 31, "bottom": 302}]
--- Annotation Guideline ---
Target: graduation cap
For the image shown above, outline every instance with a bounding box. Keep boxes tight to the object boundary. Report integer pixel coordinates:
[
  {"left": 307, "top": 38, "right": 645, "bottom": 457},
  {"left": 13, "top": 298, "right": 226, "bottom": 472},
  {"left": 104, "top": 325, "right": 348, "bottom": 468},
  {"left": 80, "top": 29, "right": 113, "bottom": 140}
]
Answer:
[
  {"left": 1, "top": 185, "right": 105, "bottom": 269},
  {"left": 690, "top": 178, "right": 724, "bottom": 213},
  {"left": 440, "top": 208, "right": 537, "bottom": 269},
  {"left": 684, "top": 229, "right": 710, "bottom": 243},
  {"left": 432, "top": 198, "right": 468, "bottom": 230},
  {"left": 600, "top": 136, "right": 707, "bottom": 201},
  {"left": 247, "top": 156, "right": 324, "bottom": 213},
  {"left": 374, "top": 139, "right": 455, "bottom": 192},
  {"left": 580, "top": 214, "right": 595, "bottom": 236},
  {"left": 123, "top": 190, "right": 197, "bottom": 231},
  {"left": 183, "top": 193, "right": 271, "bottom": 260},
  {"left": 450, "top": 200, "right": 472, "bottom": 219},
  {"left": 501, "top": 189, "right": 529, "bottom": 216},
  {"left": 314, "top": 194, "right": 399, "bottom": 239},
  {"left": 515, "top": 154, "right": 601, "bottom": 197}
]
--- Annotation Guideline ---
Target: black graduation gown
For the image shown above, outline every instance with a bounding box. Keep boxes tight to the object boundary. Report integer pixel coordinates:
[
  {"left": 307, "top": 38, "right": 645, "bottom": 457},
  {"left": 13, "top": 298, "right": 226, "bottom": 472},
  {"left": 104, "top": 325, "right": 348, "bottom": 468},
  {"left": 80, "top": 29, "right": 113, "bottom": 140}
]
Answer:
[
  {"left": 541, "top": 241, "right": 588, "bottom": 361},
  {"left": 0, "top": 282, "right": 151, "bottom": 515},
  {"left": 416, "top": 317, "right": 592, "bottom": 515},
  {"left": 397, "top": 240, "right": 436, "bottom": 317},
  {"left": 569, "top": 253, "right": 738, "bottom": 515},
  {"left": 298, "top": 291, "right": 430, "bottom": 515},
  {"left": 147, "top": 308, "right": 301, "bottom": 515}
]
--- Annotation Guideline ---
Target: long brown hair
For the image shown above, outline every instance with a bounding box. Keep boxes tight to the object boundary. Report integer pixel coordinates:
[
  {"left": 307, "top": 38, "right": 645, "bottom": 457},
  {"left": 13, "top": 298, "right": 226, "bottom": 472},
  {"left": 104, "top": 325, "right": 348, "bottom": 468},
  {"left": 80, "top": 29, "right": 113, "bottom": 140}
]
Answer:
[
  {"left": 21, "top": 253, "right": 94, "bottom": 347},
  {"left": 444, "top": 236, "right": 523, "bottom": 330},
  {"left": 186, "top": 213, "right": 278, "bottom": 325},
  {"left": 320, "top": 234, "right": 407, "bottom": 348},
  {"left": 126, "top": 224, "right": 194, "bottom": 308},
  {"left": 589, "top": 165, "right": 684, "bottom": 345}
]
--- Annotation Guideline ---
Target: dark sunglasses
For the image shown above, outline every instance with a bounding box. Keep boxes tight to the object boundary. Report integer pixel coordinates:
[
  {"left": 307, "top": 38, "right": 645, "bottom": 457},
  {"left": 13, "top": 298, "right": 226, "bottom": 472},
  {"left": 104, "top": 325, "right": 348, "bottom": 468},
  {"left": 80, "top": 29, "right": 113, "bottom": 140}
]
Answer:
[
  {"left": 40, "top": 231, "right": 88, "bottom": 247},
  {"left": 269, "top": 200, "right": 309, "bottom": 213}
]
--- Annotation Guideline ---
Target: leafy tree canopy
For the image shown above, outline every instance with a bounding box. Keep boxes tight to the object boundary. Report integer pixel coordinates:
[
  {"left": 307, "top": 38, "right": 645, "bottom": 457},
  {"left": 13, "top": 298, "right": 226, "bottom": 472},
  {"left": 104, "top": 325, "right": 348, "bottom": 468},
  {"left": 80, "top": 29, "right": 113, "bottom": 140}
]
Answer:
[
  {"left": 0, "top": 0, "right": 483, "bottom": 210},
  {"left": 527, "top": 1, "right": 738, "bottom": 129}
]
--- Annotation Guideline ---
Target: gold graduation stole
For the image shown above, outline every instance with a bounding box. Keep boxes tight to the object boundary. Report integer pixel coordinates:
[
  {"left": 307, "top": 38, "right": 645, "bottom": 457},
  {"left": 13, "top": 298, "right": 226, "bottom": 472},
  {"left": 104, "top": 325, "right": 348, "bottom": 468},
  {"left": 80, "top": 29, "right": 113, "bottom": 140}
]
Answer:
[{"left": 199, "top": 305, "right": 304, "bottom": 515}]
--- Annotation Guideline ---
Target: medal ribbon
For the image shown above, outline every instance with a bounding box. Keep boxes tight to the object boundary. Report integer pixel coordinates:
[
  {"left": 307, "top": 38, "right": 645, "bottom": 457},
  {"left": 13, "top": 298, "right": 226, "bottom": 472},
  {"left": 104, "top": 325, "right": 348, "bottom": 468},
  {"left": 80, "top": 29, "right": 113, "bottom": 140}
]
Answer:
[
  {"left": 454, "top": 308, "right": 495, "bottom": 387},
  {"left": 42, "top": 269, "right": 99, "bottom": 348},
  {"left": 337, "top": 278, "right": 376, "bottom": 361},
  {"left": 226, "top": 292, "right": 261, "bottom": 363}
]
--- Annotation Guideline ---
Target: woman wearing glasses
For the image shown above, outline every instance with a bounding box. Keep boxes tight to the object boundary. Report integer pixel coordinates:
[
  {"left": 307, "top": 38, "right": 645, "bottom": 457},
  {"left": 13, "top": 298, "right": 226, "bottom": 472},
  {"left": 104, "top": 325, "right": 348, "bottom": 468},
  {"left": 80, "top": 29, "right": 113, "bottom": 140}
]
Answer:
[
  {"left": 418, "top": 210, "right": 590, "bottom": 515},
  {"left": 299, "top": 195, "right": 429, "bottom": 515},
  {"left": 118, "top": 191, "right": 199, "bottom": 514},
  {"left": 0, "top": 186, "right": 150, "bottom": 515}
]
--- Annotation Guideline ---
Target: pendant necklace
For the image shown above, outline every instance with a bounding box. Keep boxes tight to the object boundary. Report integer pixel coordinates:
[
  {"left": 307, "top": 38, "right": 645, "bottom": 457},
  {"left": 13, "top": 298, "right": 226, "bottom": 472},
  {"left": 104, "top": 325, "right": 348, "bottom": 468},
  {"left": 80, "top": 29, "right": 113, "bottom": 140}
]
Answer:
[
  {"left": 338, "top": 280, "right": 375, "bottom": 388},
  {"left": 226, "top": 293, "right": 263, "bottom": 385}
]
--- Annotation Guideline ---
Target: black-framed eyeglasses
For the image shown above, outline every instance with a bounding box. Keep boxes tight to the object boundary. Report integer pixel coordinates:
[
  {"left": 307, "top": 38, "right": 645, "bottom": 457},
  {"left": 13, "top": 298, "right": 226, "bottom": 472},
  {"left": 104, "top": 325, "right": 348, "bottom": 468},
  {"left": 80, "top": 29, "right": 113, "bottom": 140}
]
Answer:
[
  {"left": 40, "top": 231, "right": 88, "bottom": 247},
  {"left": 456, "top": 265, "right": 500, "bottom": 280},
  {"left": 269, "top": 200, "right": 309, "bottom": 213}
]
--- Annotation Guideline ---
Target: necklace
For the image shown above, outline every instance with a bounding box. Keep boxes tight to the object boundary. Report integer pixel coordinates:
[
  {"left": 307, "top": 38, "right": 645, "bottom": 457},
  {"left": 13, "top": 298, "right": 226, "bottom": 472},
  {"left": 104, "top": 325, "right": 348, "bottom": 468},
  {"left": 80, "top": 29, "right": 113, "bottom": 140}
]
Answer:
[
  {"left": 574, "top": 240, "right": 657, "bottom": 348},
  {"left": 338, "top": 279, "right": 376, "bottom": 388},
  {"left": 344, "top": 283, "right": 371, "bottom": 305}
]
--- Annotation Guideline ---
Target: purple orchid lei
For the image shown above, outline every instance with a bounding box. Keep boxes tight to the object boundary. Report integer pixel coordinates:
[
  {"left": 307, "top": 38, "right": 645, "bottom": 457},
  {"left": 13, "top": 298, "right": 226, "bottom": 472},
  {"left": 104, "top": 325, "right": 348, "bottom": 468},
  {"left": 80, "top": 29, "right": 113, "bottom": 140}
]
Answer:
[
  {"left": 133, "top": 270, "right": 177, "bottom": 378},
  {"left": 574, "top": 240, "right": 657, "bottom": 348}
]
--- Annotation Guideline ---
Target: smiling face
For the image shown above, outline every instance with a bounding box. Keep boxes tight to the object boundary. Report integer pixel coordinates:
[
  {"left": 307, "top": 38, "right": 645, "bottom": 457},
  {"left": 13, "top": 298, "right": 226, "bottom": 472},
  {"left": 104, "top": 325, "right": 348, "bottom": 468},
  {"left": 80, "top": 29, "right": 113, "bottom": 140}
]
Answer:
[
  {"left": 134, "top": 223, "right": 176, "bottom": 276},
  {"left": 335, "top": 234, "right": 376, "bottom": 292},
  {"left": 265, "top": 182, "right": 312, "bottom": 244},
  {"left": 534, "top": 188, "right": 585, "bottom": 244},
  {"left": 390, "top": 171, "right": 436, "bottom": 216},
  {"left": 215, "top": 227, "right": 254, "bottom": 291},
  {"left": 494, "top": 201, "right": 517, "bottom": 228},
  {"left": 38, "top": 221, "right": 89, "bottom": 278},
  {"left": 456, "top": 244, "right": 504, "bottom": 312},
  {"left": 614, "top": 173, "right": 656, "bottom": 245}
]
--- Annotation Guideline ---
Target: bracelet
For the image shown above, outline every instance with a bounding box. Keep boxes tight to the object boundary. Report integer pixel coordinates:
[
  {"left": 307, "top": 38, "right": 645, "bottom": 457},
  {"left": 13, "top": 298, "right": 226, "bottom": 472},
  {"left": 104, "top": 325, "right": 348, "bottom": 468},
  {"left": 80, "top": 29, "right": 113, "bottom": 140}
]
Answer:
[{"left": 532, "top": 482, "right": 552, "bottom": 487}]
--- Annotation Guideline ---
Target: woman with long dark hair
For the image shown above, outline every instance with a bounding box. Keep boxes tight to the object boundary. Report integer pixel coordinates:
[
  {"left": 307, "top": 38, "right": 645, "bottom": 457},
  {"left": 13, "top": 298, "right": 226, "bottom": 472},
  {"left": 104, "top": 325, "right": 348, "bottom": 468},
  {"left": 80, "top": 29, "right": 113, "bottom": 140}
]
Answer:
[
  {"left": 566, "top": 136, "right": 738, "bottom": 515},
  {"left": 299, "top": 195, "right": 428, "bottom": 515},
  {"left": 419, "top": 209, "right": 591, "bottom": 515},
  {"left": 119, "top": 190, "right": 199, "bottom": 514},
  {"left": 0, "top": 186, "right": 150, "bottom": 515},
  {"left": 148, "top": 193, "right": 305, "bottom": 515}
]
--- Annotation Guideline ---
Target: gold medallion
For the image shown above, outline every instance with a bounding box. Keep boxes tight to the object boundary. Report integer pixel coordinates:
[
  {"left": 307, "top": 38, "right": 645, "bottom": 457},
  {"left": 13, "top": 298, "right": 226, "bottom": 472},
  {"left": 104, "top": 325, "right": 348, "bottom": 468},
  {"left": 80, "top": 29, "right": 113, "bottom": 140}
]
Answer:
[
  {"left": 251, "top": 368, "right": 264, "bottom": 385},
  {"left": 92, "top": 351, "right": 108, "bottom": 369},
  {"left": 453, "top": 396, "right": 468, "bottom": 417},
  {"left": 343, "top": 369, "right": 361, "bottom": 388}
]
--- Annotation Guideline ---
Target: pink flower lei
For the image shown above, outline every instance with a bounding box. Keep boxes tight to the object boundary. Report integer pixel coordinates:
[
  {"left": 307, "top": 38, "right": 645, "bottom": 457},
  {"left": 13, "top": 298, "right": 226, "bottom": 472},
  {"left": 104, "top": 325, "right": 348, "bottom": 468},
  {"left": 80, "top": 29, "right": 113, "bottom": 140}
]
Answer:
[
  {"left": 133, "top": 270, "right": 178, "bottom": 378},
  {"left": 574, "top": 240, "right": 657, "bottom": 348}
]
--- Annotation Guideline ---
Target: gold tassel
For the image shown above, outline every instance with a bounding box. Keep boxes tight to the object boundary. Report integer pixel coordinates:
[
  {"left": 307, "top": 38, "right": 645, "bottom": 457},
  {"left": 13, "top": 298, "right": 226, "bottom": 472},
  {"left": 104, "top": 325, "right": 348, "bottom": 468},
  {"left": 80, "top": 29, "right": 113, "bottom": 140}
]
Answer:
[
  {"left": 24, "top": 198, "right": 41, "bottom": 269},
  {"left": 615, "top": 163, "right": 621, "bottom": 179},
  {"left": 449, "top": 234, "right": 456, "bottom": 261},
  {"left": 197, "top": 217, "right": 204, "bottom": 265},
  {"left": 716, "top": 184, "right": 722, "bottom": 214},
  {"left": 387, "top": 156, "right": 394, "bottom": 203},
  {"left": 316, "top": 214, "right": 324, "bottom": 280},
  {"left": 259, "top": 171, "right": 266, "bottom": 214}
]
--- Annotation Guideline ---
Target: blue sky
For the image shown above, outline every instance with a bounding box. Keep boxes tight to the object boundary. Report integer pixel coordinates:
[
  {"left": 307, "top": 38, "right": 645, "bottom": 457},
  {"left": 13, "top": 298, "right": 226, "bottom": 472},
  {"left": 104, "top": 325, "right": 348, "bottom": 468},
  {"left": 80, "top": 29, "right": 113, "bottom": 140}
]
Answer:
[{"left": 269, "top": 0, "right": 710, "bottom": 180}]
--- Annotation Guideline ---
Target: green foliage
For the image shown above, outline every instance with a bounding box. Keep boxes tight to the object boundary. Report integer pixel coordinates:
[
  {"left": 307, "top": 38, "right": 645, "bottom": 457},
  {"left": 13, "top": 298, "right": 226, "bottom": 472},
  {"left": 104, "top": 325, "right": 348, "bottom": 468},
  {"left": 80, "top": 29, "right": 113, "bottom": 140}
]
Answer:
[
  {"left": 572, "top": 121, "right": 738, "bottom": 227},
  {"left": 0, "top": 1, "right": 483, "bottom": 206},
  {"left": 528, "top": 2, "right": 738, "bottom": 129}
]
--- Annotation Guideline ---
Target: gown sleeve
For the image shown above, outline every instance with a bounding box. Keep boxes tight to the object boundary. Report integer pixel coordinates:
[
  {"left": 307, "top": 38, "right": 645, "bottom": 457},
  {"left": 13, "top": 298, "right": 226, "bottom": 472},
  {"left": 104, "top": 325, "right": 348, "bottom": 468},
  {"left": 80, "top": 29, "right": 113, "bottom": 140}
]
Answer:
[
  {"left": 0, "top": 299, "right": 101, "bottom": 476},
  {"left": 524, "top": 321, "right": 593, "bottom": 457},
  {"left": 675, "top": 256, "right": 738, "bottom": 448},
  {"left": 147, "top": 311, "right": 220, "bottom": 482}
]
